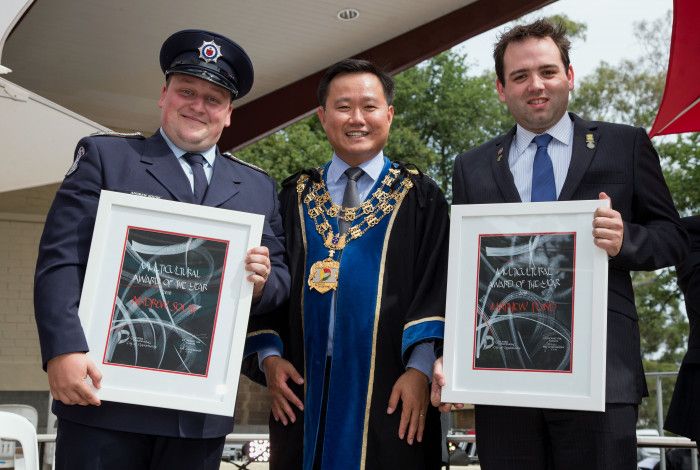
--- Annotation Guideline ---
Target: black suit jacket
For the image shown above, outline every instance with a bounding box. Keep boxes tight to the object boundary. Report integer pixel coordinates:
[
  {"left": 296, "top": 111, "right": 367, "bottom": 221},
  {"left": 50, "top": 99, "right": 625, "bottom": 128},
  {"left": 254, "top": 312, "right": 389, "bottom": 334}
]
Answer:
[
  {"left": 34, "top": 132, "right": 290, "bottom": 437},
  {"left": 452, "top": 113, "right": 687, "bottom": 404},
  {"left": 676, "top": 216, "right": 700, "bottom": 360},
  {"left": 664, "top": 216, "right": 700, "bottom": 439}
]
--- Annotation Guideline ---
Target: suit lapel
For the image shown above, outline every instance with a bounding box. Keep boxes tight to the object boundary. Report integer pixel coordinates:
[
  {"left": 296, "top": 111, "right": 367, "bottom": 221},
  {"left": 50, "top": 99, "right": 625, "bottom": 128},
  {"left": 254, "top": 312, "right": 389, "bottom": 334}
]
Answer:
[
  {"left": 490, "top": 127, "right": 522, "bottom": 202},
  {"left": 202, "top": 152, "right": 241, "bottom": 207},
  {"left": 559, "top": 114, "right": 600, "bottom": 201},
  {"left": 141, "top": 133, "right": 194, "bottom": 203}
]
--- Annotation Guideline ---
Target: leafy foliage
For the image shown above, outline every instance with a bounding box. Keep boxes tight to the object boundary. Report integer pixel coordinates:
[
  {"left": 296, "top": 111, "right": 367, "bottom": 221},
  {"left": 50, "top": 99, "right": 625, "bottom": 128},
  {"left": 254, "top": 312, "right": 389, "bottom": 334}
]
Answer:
[
  {"left": 657, "top": 134, "right": 700, "bottom": 216},
  {"left": 389, "top": 52, "right": 512, "bottom": 195},
  {"left": 570, "top": 59, "right": 666, "bottom": 128},
  {"left": 236, "top": 116, "right": 330, "bottom": 185}
]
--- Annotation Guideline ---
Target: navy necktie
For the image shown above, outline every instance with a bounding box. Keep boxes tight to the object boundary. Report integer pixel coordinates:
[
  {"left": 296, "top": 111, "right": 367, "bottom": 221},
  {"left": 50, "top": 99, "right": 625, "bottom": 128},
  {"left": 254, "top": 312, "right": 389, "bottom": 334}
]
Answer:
[
  {"left": 339, "top": 167, "right": 364, "bottom": 234},
  {"left": 531, "top": 134, "right": 556, "bottom": 202},
  {"left": 184, "top": 153, "right": 208, "bottom": 204}
]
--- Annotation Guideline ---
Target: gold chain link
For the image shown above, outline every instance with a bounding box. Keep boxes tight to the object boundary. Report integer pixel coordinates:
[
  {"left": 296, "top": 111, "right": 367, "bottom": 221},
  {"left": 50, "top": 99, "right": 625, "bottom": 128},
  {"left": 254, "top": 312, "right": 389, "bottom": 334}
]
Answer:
[{"left": 296, "top": 168, "right": 413, "bottom": 250}]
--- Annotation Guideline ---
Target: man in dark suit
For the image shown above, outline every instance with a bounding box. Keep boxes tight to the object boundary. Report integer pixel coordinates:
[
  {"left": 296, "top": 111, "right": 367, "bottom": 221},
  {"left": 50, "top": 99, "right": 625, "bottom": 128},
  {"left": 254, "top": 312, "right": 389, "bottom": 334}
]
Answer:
[
  {"left": 665, "top": 215, "right": 700, "bottom": 441},
  {"left": 431, "top": 19, "right": 687, "bottom": 469},
  {"left": 34, "top": 29, "right": 290, "bottom": 470}
]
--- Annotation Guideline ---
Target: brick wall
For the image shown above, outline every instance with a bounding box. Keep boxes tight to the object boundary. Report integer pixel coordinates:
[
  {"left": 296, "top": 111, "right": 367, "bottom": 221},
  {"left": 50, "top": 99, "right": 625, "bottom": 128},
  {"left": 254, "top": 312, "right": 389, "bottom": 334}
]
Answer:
[
  {"left": 0, "top": 184, "right": 57, "bottom": 391},
  {"left": 0, "top": 184, "right": 59, "bottom": 215},
  {"left": 0, "top": 214, "right": 46, "bottom": 390},
  {"left": 234, "top": 375, "right": 272, "bottom": 426}
]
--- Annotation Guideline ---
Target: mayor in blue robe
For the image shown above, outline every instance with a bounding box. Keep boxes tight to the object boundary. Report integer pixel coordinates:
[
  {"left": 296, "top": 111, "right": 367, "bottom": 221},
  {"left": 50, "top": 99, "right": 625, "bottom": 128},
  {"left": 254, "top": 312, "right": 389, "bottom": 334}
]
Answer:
[{"left": 244, "top": 59, "right": 448, "bottom": 470}]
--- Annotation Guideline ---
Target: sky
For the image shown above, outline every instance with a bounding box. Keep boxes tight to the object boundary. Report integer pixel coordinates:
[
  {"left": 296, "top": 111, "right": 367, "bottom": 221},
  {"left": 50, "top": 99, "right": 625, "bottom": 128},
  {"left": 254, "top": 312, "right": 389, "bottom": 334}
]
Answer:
[{"left": 454, "top": 0, "right": 673, "bottom": 79}]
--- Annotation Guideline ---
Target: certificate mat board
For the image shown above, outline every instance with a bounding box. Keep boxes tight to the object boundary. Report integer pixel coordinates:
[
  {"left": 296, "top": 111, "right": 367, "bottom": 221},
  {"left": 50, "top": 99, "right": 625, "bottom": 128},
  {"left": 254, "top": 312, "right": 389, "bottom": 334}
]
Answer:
[
  {"left": 77, "top": 190, "right": 263, "bottom": 416},
  {"left": 442, "top": 200, "right": 608, "bottom": 411}
]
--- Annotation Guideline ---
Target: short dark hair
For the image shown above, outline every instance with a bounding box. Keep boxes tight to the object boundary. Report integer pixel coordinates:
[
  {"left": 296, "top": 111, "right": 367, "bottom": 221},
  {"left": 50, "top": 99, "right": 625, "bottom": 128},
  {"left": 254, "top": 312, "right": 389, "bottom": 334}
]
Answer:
[
  {"left": 317, "top": 59, "right": 395, "bottom": 107},
  {"left": 493, "top": 18, "right": 571, "bottom": 85}
]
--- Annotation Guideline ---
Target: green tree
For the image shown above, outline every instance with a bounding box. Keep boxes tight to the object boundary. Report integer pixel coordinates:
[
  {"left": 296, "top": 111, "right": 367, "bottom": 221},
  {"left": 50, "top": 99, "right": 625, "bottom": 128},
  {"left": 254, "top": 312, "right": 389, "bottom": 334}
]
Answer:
[
  {"left": 236, "top": 116, "right": 330, "bottom": 184},
  {"left": 570, "top": 60, "right": 666, "bottom": 128},
  {"left": 546, "top": 14, "right": 588, "bottom": 41},
  {"left": 658, "top": 134, "right": 700, "bottom": 215},
  {"left": 389, "top": 51, "right": 511, "bottom": 194}
]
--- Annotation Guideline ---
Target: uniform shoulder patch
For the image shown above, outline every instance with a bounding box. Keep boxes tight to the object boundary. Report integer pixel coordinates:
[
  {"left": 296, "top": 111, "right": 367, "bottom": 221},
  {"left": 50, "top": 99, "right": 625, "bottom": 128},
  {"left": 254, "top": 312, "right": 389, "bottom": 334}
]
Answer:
[
  {"left": 222, "top": 152, "right": 269, "bottom": 175},
  {"left": 66, "top": 145, "right": 87, "bottom": 176},
  {"left": 90, "top": 131, "right": 145, "bottom": 139}
]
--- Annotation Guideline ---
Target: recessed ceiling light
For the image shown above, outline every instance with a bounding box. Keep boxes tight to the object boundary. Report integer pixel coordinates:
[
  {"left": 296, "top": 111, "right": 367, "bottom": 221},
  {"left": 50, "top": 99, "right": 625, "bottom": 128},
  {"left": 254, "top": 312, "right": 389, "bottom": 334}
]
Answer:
[{"left": 337, "top": 8, "right": 360, "bottom": 21}]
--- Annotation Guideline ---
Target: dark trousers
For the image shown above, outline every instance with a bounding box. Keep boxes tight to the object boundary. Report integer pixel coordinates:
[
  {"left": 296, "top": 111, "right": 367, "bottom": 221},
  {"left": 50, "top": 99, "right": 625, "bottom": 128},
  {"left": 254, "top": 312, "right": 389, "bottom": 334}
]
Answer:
[
  {"left": 313, "top": 362, "right": 332, "bottom": 470},
  {"left": 475, "top": 404, "right": 638, "bottom": 470},
  {"left": 55, "top": 418, "right": 225, "bottom": 470}
]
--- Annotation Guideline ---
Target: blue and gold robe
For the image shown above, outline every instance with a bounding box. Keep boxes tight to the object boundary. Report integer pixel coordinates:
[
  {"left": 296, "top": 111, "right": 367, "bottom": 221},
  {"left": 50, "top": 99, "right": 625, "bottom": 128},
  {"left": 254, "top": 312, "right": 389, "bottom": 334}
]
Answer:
[{"left": 245, "top": 160, "right": 449, "bottom": 470}]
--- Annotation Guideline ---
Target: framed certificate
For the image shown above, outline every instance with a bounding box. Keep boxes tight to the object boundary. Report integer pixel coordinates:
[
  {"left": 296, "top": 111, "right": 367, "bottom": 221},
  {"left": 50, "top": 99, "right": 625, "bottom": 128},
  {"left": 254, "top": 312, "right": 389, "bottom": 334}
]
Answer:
[
  {"left": 442, "top": 200, "right": 609, "bottom": 411},
  {"left": 77, "top": 190, "right": 263, "bottom": 416}
]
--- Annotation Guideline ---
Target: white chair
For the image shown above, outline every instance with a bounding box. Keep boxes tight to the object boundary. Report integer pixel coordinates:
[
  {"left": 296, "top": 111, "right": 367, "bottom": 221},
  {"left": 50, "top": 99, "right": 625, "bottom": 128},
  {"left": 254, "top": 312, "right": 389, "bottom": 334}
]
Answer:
[
  {"left": 0, "top": 405, "right": 38, "bottom": 469},
  {"left": 0, "top": 406, "right": 38, "bottom": 430},
  {"left": 0, "top": 438, "right": 13, "bottom": 468},
  {"left": 41, "top": 397, "right": 57, "bottom": 470},
  {"left": 0, "top": 411, "right": 39, "bottom": 470}
]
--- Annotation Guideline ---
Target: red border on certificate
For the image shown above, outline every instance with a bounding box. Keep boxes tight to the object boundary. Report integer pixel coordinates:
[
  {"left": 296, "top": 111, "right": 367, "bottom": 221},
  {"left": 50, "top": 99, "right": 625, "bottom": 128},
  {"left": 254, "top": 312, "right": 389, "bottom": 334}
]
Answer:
[{"left": 101, "top": 226, "right": 230, "bottom": 378}]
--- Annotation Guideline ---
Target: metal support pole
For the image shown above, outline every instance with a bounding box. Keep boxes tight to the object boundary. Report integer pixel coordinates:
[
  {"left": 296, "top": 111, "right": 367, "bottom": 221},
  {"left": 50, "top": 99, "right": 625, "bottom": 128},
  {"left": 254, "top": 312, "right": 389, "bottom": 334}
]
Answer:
[
  {"left": 692, "top": 448, "right": 698, "bottom": 470},
  {"left": 657, "top": 375, "right": 666, "bottom": 470}
]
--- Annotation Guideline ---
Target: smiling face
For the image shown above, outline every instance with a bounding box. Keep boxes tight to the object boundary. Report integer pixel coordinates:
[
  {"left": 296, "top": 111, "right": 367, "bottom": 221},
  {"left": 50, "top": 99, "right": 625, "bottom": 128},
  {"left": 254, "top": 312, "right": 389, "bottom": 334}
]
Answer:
[
  {"left": 158, "top": 74, "right": 233, "bottom": 152},
  {"left": 317, "top": 72, "right": 394, "bottom": 166},
  {"left": 496, "top": 36, "right": 574, "bottom": 134}
]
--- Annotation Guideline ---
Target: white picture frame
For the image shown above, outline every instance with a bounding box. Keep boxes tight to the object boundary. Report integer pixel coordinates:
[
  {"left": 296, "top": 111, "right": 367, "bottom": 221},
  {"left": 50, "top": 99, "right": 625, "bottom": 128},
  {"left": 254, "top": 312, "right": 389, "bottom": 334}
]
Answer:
[
  {"left": 77, "top": 190, "right": 263, "bottom": 416},
  {"left": 442, "top": 200, "right": 609, "bottom": 411}
]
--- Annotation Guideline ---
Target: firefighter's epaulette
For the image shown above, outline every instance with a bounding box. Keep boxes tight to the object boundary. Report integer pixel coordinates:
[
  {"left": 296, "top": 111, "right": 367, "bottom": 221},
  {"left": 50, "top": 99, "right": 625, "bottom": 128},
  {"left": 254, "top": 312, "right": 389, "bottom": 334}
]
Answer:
[
  {"left": 90, "top": 131, "right": 145, "bottom": 139},
  {"left": 222, "top": 152, "right": 268, "bottom": 175}
]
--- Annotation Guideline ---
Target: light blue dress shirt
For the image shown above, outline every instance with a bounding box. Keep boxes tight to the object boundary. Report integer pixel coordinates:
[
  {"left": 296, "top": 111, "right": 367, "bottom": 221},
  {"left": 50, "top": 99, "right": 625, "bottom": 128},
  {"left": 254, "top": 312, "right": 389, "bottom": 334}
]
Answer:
[
  {"left": 160, "top": 128, "right": 217, "bottom": 190},
  {"left": 508, "top": 113, "right": 574, "bottom": 202},
  {"left": 259, "top": 152, "right": 435, "bottom": 379},
  {"left": 325, "top": 151, "right": 386, "bottom": 208}
]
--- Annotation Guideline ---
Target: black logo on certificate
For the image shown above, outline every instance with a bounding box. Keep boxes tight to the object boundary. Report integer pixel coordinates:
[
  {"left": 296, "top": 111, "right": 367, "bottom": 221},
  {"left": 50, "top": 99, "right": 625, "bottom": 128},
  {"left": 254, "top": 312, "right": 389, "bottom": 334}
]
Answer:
[
  {"left": 473, "top": 232, "right": 575, "bottom": 373},
  {"left": 102, "top": 227, "right": 229, "bottom": 376}
]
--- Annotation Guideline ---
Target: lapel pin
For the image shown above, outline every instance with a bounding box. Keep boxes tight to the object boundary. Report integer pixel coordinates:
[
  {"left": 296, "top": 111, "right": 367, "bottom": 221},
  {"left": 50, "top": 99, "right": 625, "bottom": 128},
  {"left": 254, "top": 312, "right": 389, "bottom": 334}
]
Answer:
[
  {"left": 585, "top": 133, "right": 595, "bottom": 149},
  {"left": 496, "top": 147, "right": 504, "bottom": 162}
]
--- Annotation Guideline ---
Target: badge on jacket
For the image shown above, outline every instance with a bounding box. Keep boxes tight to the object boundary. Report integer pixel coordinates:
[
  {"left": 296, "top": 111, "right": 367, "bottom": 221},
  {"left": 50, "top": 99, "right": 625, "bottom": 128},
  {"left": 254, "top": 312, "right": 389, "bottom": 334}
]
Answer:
[{"left": 66, "top": 146, "right": 86, "bottom": 177}]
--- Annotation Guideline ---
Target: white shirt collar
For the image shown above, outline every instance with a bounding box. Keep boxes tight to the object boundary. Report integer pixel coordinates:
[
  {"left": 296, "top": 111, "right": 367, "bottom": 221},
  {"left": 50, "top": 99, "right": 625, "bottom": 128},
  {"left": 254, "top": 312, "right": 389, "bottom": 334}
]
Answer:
[
  {"left": 327, "top": 151, "right": 385, "bottom": 184},
  {"left": 159, "top": 128, "right": 217, "bottom": 167},
  {"left": 513, "top": 113, "right": 574, "bottom": 156}
]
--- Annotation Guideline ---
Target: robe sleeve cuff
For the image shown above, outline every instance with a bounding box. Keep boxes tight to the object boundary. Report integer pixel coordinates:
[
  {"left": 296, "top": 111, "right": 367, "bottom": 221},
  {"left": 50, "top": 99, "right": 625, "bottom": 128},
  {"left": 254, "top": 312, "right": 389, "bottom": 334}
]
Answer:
[
  {"left": 402, "top": 316, "right": 444, "bottom": 363},
  {"left": 244, "top": 330, "right": 283, "bottom": 359}
]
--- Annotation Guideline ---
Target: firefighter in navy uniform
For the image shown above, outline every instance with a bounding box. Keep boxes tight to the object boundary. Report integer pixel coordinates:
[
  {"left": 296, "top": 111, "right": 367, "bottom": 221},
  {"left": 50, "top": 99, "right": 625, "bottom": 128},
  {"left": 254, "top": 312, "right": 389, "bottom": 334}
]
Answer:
[{"left": 34, "top": 29, "right": 290, "bottom": 470}]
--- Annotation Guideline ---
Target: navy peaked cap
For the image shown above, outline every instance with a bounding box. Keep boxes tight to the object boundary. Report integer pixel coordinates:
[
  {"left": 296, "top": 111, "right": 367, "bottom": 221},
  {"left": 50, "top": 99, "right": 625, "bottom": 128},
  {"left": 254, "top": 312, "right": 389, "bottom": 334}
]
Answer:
[{"left": 160, "top": 29, "right": 253, "bottom": 99}]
